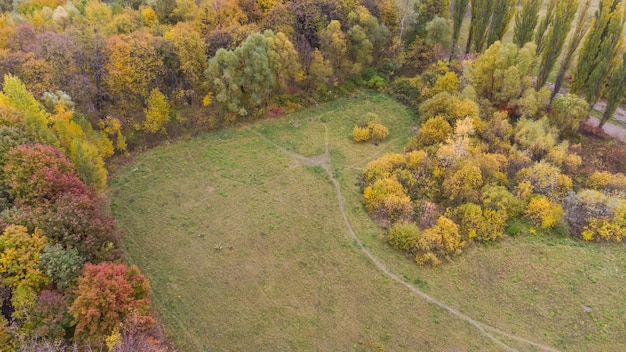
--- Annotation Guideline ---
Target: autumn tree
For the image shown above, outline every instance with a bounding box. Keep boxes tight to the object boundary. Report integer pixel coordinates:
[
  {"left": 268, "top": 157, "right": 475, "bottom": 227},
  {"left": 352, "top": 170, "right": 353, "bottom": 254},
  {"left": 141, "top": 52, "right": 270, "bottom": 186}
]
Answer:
[
  {"left": 551, "top": 0, "right": 592, "bottom": 102},
  {"left": 319, "top": 20, "right": 349, "bottom": 79},
  {"left": 70, "top": 263, "right": 154, "bottom": 346},
  {"left": 143, "top": 88, "right": 170, "bottom": 134},
  {"left": 0, "top": 225, "right": 49, "bottom": 320},
  {"left": 265, "top": 31, "right": 302, "bottom": 93},
  {"left": 164, "top": 22, "right": 208, "bottom": 102},
  {"left": 535, "top": 0, "right": 578, "bottom": 90},
  {"left": 513, "top": 0, "right": 541, "bottom": 47},
  {"left": 570, "top": 0, "right": 624, "bottom": 108}
]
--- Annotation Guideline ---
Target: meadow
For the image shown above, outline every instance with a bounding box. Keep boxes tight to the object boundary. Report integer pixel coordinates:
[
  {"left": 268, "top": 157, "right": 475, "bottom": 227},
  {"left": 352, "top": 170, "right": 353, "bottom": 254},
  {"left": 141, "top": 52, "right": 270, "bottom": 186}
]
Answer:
[{"left": 110, "top": 92, "right": 626, "bottom": 351}]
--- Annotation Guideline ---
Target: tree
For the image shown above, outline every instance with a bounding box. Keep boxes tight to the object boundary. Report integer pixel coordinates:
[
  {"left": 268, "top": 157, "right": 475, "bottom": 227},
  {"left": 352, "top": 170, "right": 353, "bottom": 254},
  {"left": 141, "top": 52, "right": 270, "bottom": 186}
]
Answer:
[
  {"left": 70, "top": 263, "right": 154, "bottom": 346},
  {"left": 486, "top": 0, "right": 516, "bottom": 48},
  {"left": 570, "top": 0, "right": 624, "bottom": 108},
  {"left": 319, "top": 20, "right": 349, "bottom": 78},
  {"left": 534, "top": 0, "right": 557, "bottom": 56},
  {"left": 535, "top": 0, "right": 578, "bottom": 90},
  {"left": 600, "top": 53, "right": 626, "bottom": 127},
  {"left": 265, "top": 31, "right": 302, "bottom": 93},
  {"left": 164, "top": 22, "right": 208, "bottom": 101},
  {"left": 206, "top": 33, "right": 276, "bottom": 119},
  {"left": 426, "top": 16, "right": 452, "bottom": 58},
  {"left": 466, "top": 0, "right": 494, "bottom": 53},
  {"left": 450, "top": 0, "right": 470, "bottom": 60},
  {"left": 550, "top": 93, "right": 590, "bottom": 137},
  {"left": 513, "top": 0, "right": 541, "bottom": 47},
  {"left": 39, "top": 244, "right": 85, "bottom": 290},
  {"left": 551, "top": 0, "right": 592, "bottom": 102},
  {"left": 143, "top": 88, "right": 170, "bottom": 134}
]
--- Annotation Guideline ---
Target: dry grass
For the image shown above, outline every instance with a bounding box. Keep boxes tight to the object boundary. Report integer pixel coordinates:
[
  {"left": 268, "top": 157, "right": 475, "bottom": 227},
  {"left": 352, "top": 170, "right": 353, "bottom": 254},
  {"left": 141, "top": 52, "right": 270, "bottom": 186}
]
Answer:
[{"left": 111, "top": 92, "right": 626, "bottom": 351}]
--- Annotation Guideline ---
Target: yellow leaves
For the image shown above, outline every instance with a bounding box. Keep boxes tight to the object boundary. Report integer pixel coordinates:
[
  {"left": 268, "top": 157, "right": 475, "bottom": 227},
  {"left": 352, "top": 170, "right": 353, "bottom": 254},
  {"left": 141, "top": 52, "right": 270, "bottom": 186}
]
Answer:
[
  {"left": 431, "top": 71, "right": 459, "bottom": 95},
  {"left": 141, "top": 7, "right": 158, "bottom": 27},
  {"left": 416, "top": 216, "right": 463, "bottom": 266},
  {"left": 352, "top": 122, "right": 389, "bottom": 143},
  {"left": 0, "top": 226, "right": 49, "bottom": 291},
  {"left": 352, "top": 126, "right": 370, "bottom": 142}
]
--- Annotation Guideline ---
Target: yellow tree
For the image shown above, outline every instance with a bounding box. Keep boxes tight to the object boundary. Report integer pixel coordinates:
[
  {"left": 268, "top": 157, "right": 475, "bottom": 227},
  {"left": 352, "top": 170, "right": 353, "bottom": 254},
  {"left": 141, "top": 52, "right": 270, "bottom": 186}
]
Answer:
[
  {"left": 143, "top": 88, "right": 170, "bottom": 134},
  {"left": 164, "top": 22, "right": 208, "bottom": 101}
]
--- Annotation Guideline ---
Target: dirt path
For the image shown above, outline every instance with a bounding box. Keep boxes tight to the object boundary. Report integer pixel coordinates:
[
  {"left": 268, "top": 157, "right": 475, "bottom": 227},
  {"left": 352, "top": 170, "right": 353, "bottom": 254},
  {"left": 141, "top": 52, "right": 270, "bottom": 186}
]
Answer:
[{"left": 252, "top": 122, "right": 562, "bottom": 352}]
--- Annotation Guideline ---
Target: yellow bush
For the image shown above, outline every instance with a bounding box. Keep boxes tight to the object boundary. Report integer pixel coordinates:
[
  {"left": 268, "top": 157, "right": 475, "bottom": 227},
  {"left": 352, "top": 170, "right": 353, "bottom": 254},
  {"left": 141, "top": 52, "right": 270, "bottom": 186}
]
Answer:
[
  {"left": 431, "top": 71, "right": 459, "bottom": 95},
  {"left": 415, "top": 216, "right": 462, "bottom": 266},
  {"left": 368, "top": 122, "right": 390, "bottom": 142},
  {"left": 362, "top": 153, "right": 405, "bottom": 184},
  {"left": 442, "top": 163, "right": 484, "bottom": 204},
  {"left": 406, "top": 115, "right": 452, "bottom": 150},
  {"left": 587, "top": 171, "right": 626, "bottom": 192},
  {"left": 363, "top": 177, "right": 412, "bottom": 225},
  {"left": 524, "top": 195, "right": 563, "bottom": 229},
  {"left": 353, "top": 126, "right": 370, "bottom": 142},
  {"left": 456, "top": 203, "right": 507, "bottom": 242}
]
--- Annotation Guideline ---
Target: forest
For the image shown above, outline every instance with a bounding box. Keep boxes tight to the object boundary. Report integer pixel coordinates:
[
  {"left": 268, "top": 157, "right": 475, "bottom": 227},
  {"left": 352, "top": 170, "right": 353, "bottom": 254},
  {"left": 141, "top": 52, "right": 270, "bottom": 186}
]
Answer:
[{"left": 0, "top": 0, "right": 624, "bottom": 350}]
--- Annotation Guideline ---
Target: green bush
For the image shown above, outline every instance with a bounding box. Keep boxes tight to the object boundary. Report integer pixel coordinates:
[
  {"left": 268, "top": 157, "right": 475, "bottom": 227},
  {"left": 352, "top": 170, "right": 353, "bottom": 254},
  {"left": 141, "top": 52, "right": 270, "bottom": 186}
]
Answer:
[{"left": 387, "top": 222, "right": 421, "bottom": 253}]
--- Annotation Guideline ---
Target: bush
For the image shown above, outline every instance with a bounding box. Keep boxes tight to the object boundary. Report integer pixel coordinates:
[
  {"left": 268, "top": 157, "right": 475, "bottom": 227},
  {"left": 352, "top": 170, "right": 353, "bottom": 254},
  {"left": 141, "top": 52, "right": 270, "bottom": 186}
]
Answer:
[
  {"left": 524, "top": 195, "right": 563, "bottom": 229},
  {"left": 455, "top": 203, "right": 507, "bottom": 241},
  {"left": 415, "top": 216, "right": 462, "bottom": 266},
  {"left": 514, "top": 117, "right": 557, "bottom": 159},
  {"left": 363, "top": 177, "right": 413, "bottom": 225},
  {"left": 387, "top": 222, "right": 421, "bottom": 252},
  {"left": 550, "top": 93, "right": 589, "bottom": 137},
  {"left": 442, "top": 162, "right": 483, "bottom": 204},
  {"left": 516, "top": 161, "right": 562, "bottom": 196},
  {"left": 563, "top": 189, "right": 626, "bottom": 240},
  {"left": 368, "top": 122, "right": 389, "bottom": 142},
  {"left": 406, "top": 115, "right": 452, "bottom": 150},
  {"left": 39, "top": 244, "right": 85, "bottom": 290},
  {"left": 482, "top": 185, "right": 525, "bottom": 218},
  {"left": 587, "top": 171, "right": 626, "bottom": 193},
  {"left": 367, "top": 75, "right": 385, "bottom": 90},
  {"left": 352, "top": 126, "right": 370, "bottom": 142}
]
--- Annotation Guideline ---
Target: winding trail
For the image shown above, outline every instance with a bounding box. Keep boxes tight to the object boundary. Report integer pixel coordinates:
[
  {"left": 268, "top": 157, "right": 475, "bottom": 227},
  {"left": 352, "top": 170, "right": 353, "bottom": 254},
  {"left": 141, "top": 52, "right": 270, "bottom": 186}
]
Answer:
[{"left": 250, "top": 121, "right": 562, "bottom": 352}]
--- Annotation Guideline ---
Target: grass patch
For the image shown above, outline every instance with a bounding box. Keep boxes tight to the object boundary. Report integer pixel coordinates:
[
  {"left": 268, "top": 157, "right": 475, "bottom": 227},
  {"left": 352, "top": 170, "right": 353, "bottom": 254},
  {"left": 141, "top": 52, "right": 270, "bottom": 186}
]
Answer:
[{"left": 111, "top": 92, "right": 626, "bottom": 351}]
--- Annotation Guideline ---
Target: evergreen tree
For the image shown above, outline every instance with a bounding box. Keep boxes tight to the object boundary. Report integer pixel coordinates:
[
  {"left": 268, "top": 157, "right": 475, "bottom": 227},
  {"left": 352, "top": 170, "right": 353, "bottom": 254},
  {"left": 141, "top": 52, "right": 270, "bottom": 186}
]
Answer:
[
  {"left": 486, "top": 0, "right": 516, "bottom": 48},
  {"left": 601, "top": 53, "right": 626, "bottom": 127},
  {"left": 535, "top": 0, "right": 579, "bottom": 90},
  {"left": 571, "top": 0, "right": 624, "bottom": 107},
  {"left": 534, "top": 0, "right": 557, "bottom": 57},
  {"left": 551, "top": 0, "right": 593, "bottom": 101},
  {"left": 513, "top": 0, "right": 541, "bottom": 47},
  {"left": 451, "top": 0, "right": 470, "bottom": 60}
]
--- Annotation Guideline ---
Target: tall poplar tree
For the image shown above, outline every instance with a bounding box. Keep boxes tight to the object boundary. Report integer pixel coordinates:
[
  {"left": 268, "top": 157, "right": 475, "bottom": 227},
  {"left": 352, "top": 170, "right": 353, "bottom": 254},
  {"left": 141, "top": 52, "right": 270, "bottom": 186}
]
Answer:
[
  {"left": 466, "top": 0, "right": 494, "bottom": 53},
  {"left": 601, "top": 53, "right": 626, "bottom": 127},
  {"left": 550, "top": 0, "right": 592, "bottom": 101},
  {"left": 534, "top": 0, "right": 557, "bottom": 57},
  {"left": 486, "top": 0, "right": 516, "bottom": 47},
  {"left": 571, "top": 0, "right": 624, "bottom": 107},
  {"left": 513, "top": 0, "right": 541, "bottom": 47},
  {"left": 535, "top": 0, "right": 578, "bottom": 89},
  {"left": 450, "top": 0, "right": 470, "bottom": 60}
]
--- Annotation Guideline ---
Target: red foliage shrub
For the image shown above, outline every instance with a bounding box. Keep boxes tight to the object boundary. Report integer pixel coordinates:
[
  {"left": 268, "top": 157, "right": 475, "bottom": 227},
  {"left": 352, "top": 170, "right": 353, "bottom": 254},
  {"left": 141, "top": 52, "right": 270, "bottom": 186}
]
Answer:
[{"left": 70, "top": 263, "right": 154, "bottom": 346}]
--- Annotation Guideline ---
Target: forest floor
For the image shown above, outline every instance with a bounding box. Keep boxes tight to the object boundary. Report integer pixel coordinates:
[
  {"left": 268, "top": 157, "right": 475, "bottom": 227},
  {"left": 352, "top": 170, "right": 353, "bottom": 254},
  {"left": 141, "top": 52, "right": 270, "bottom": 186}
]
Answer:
[{"left": 110, "top": 92, "right": 626, "bottom": 351}]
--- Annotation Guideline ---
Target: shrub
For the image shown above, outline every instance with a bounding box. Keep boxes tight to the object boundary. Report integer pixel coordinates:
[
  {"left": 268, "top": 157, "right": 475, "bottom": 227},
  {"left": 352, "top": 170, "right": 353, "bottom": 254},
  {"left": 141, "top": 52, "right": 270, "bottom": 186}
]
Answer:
[
  {"left": 516, "top": 161, "right": 562, "bottom": 196},
  {"left": 352, "top": 126, "right": 370, "bottom": 142},
  {"left": 431, "top": 72, "right": 459, "bottom": 95},
  {"left": 367, "top": 75, "right": 385, "bottom": 90},
  {"left": 3, "top": 144, "right": 74, "bottom": 201},
  {"left": 387, "top": 222, "right": 421, "bottom": 252},
  {"left": 514, "top": 117, "right": 557, "bottom": 159},
  {"left": 418, "top": 92, "right": 480, "bottom": 125},
  {"left": 39, "top": 244, "right": 85, "bottom": 290},
  {"left": 70, "top": 263, "right": 154, "bottom": 346},
  {"left": 563, "top": 189, "right": 626, "bottom": 240},
  {"left": 524, "top": 195, "right": 563, "bottom": 229},
  {"left": 442, "top": 162, "right": 483, "bottom": 204},
  {"left": 455, "top": 203, "right": 507, "bottom": 241},
  {"left": 415, "top": 216, "right": 462, "bottom": 266},
  {"left": 406, "top": 115, "right": 452, "bottom": 150},
  {"left": 482, "top": 184, "right": 525, "bottom": 218},
  {"left": 587, "top": 171, "right": 626, "bottom": 193},
  {"left": 550, "top": 93, "right": 589, "bottom": 137},
  {"left": 363, "top": 177, "right": 413, "bottom": 225},
  {"left": 362, "top": 153, "right": 406, "bottom": 185},
  {"left": 368, "top": 122, "right": 389, "bottom": 142}
]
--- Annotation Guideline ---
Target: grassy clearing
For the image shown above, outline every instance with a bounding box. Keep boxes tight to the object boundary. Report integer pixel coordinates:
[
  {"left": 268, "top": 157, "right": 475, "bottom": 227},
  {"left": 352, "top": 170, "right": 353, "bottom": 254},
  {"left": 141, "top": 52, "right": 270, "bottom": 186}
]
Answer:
[{"left": 111, "top": 92, "right": 626, "bottom": 351}]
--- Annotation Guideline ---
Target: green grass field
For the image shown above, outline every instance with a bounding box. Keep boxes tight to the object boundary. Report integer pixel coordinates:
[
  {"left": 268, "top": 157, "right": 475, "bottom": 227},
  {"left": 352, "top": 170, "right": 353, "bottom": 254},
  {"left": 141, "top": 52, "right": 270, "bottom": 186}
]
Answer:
[{"left": 110, "top": 92, "right": 626, "bottom": 351}]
